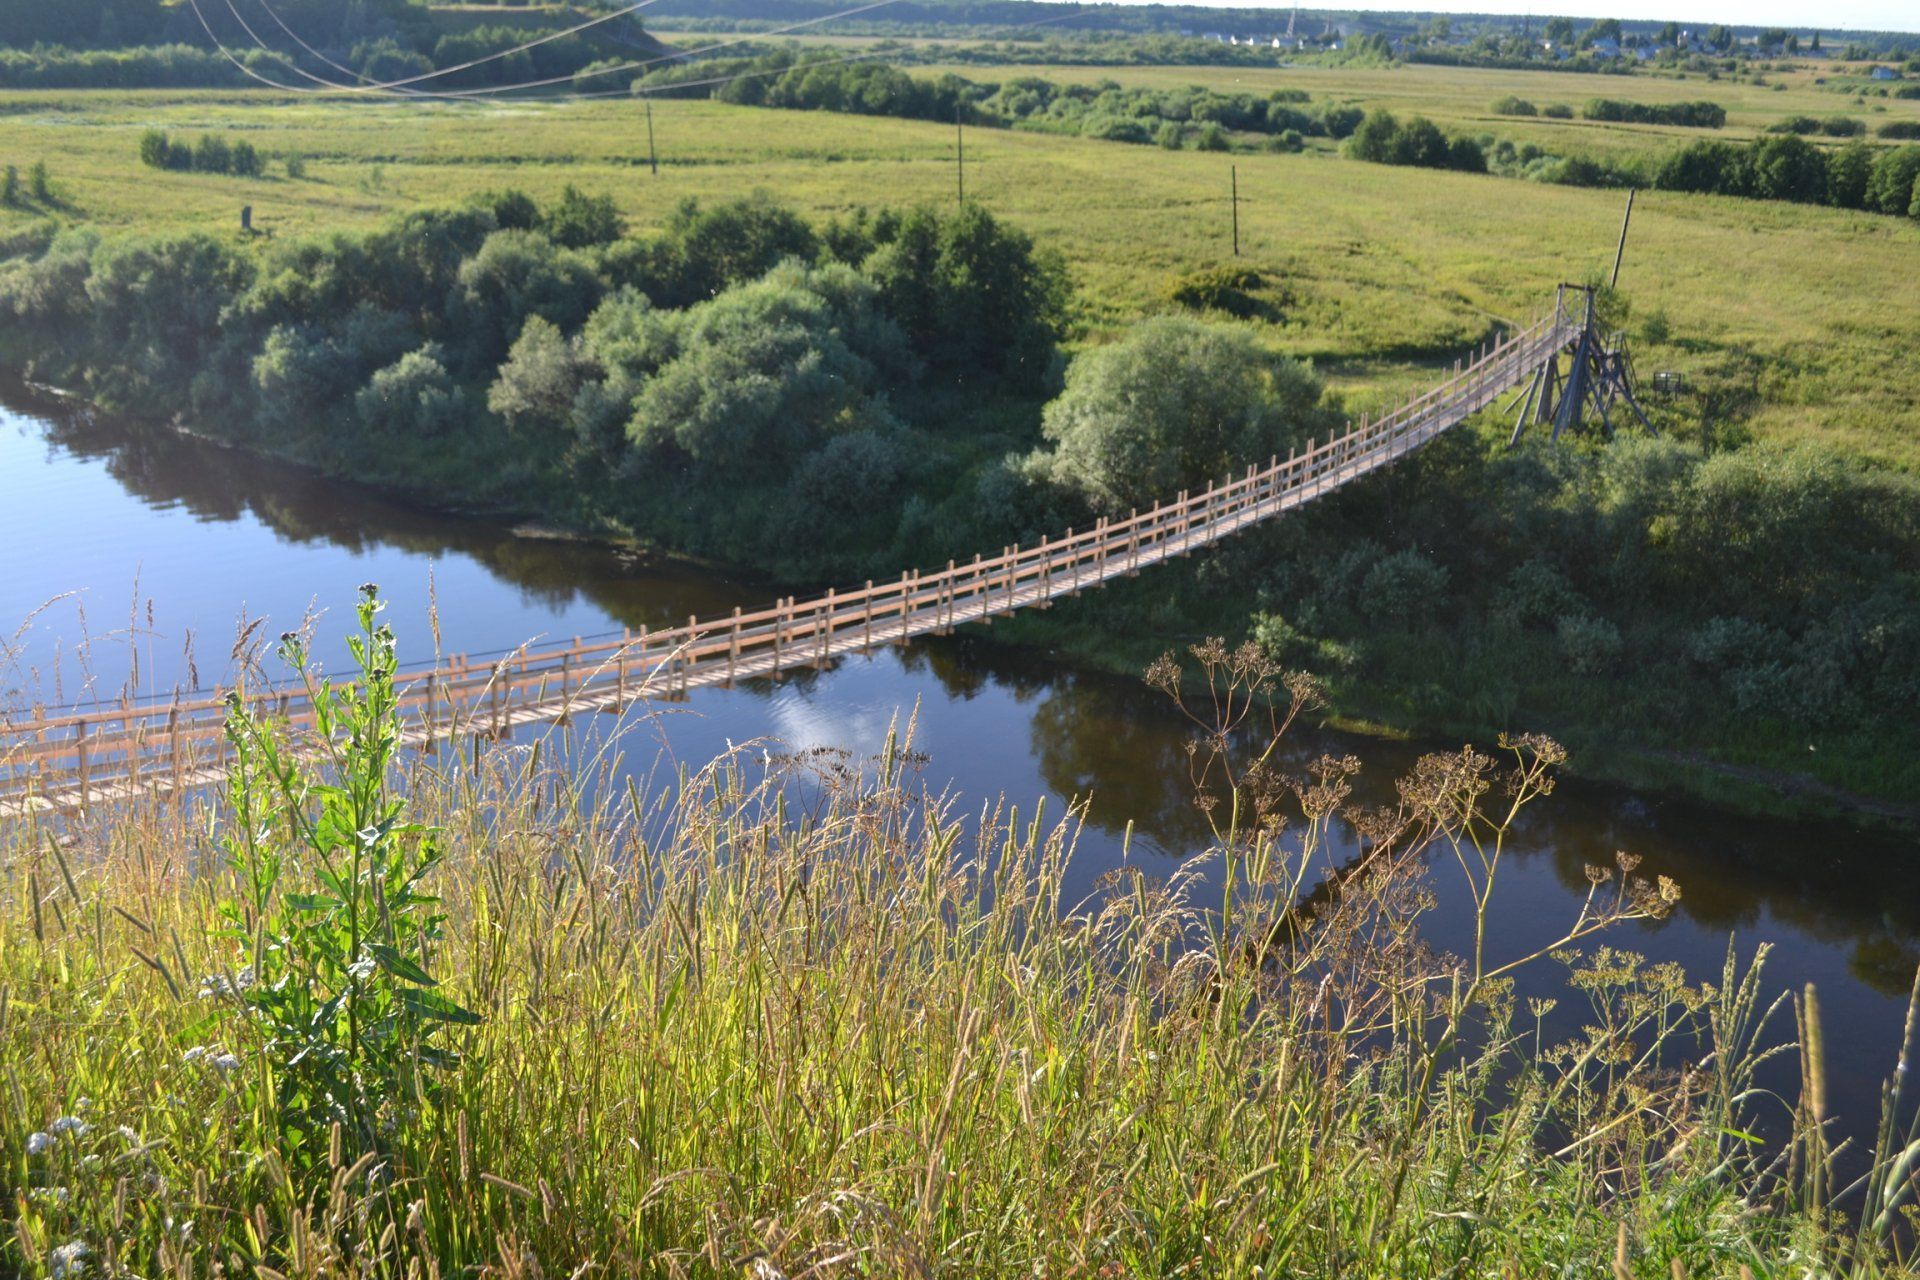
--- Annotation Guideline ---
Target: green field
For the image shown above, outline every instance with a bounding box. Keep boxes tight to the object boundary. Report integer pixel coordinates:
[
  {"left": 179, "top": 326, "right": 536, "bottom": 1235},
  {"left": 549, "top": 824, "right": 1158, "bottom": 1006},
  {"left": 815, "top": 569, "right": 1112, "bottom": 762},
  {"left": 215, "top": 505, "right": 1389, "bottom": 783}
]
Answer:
[{"left": 3, "top": 81, "right": 1918, "bottom": 466}]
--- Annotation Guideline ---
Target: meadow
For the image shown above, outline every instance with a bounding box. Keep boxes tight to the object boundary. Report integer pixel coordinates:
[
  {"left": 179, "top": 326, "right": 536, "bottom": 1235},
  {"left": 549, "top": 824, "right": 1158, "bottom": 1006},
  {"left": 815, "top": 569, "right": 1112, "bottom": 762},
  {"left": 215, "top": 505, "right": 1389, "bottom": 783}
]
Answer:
[{"left": 2, "top": 79, "right": 1918, "bottom": 466}]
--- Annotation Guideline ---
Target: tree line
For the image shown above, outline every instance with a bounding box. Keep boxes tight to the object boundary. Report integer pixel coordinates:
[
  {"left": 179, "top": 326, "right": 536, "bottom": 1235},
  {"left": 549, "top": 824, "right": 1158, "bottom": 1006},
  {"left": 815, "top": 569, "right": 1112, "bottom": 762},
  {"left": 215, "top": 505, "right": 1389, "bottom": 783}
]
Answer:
[{"left": 632, "top": 53, "right": 1366, "bottom": 149}]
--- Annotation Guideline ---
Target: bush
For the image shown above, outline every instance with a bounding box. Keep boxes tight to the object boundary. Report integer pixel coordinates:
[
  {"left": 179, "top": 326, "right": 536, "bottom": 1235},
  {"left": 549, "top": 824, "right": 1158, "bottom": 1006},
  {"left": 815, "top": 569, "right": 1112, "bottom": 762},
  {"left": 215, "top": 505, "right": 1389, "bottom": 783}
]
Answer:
[
  {"left": 1037, "top": 316, "right": 1336, "bottom": 513},
  {"left": 1583, "top": 98, "right": 1726, "bottom": 127},
  {"left": 1542, "top": 103, "right": 1574, "bottom": 118},
  {"left": 0, "top": 165, "right": 17, "bottom": 207},
  {"left": 357, "top": 345, "right": 463, "bottom": 436},
  {"left": 1555, "top": 613, "right": 1623, "bottom": 674},
  {"left": 542, "top": 184, "right": 624, "bottom": 249},
  {"left": 1363, "top": 550, "right": 1449, "bottom": 627},
  {"left": 1491, "top": 95, "right": 1537, "bottom": 116},
  {"left": 1879, "top": 121, "right": 1920, "bottom": 139},
  {"left": 1164, "top": 267, "right": 1277, "bottom": 320}
]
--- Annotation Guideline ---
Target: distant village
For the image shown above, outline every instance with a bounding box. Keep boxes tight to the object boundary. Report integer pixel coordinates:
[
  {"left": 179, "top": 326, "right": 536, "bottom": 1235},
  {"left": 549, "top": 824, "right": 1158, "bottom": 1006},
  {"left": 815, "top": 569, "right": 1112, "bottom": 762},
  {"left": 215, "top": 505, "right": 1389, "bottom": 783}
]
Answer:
[{"left": 1174, "top": 10, "right": 1914, "bottom": 72}]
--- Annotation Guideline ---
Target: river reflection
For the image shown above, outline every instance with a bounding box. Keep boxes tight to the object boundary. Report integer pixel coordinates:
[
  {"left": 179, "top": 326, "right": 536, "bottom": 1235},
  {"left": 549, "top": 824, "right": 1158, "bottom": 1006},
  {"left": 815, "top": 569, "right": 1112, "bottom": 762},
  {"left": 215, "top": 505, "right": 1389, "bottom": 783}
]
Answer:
[{"left": 4, "top": 375, "right": 1918, "bottom": 1151}]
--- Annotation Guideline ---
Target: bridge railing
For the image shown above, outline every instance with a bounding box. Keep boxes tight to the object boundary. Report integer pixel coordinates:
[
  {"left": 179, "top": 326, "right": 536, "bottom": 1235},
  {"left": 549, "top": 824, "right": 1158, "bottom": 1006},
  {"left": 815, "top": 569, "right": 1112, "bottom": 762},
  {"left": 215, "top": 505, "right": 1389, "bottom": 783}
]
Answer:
[{"left": 0, "top": 306, "right": 1572, "bottom": 814}]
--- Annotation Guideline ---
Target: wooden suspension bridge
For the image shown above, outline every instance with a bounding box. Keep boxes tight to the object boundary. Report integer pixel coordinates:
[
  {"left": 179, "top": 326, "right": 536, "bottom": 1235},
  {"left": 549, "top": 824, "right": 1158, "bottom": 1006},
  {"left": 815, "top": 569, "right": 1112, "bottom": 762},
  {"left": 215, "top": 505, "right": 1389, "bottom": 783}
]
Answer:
[{"left": 0, "top": 295, "right": 1599, "bottom": 820}]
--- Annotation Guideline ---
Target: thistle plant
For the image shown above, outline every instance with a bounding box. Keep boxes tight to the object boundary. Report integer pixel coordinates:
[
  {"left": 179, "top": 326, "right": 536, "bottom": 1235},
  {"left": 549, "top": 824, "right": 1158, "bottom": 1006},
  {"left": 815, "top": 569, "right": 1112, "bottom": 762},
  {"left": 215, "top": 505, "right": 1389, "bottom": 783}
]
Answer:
[{"left": 197, "top": 584, "right": 478, "bottom": 1165}]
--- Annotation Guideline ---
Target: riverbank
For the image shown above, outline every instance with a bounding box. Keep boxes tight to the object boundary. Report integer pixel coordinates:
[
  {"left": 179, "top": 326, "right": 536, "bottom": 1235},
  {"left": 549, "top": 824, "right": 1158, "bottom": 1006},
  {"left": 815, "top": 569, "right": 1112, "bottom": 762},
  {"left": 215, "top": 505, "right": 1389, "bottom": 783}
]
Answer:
[{"left": 7, "top": 601, "right": 1913, "bottom": 1276}]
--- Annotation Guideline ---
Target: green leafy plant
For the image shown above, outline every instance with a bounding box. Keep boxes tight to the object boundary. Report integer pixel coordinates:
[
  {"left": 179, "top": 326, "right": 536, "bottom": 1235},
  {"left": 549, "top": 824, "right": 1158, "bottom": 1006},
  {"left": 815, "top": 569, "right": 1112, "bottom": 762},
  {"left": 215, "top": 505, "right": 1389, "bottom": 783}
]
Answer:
[{"left": 198, "top": 585, "right": 478, "bottom": 1161}]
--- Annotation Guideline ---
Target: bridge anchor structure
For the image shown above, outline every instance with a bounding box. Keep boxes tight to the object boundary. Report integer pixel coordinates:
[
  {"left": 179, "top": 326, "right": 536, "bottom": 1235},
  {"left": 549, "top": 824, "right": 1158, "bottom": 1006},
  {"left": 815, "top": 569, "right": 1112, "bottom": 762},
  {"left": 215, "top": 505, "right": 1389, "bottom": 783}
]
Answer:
[
  {"left": 1, "top": 292, "right": 1621, "bottom": 821},
  {"left": 1507, "top": 284, "right": 1651, "bottom": 446}
]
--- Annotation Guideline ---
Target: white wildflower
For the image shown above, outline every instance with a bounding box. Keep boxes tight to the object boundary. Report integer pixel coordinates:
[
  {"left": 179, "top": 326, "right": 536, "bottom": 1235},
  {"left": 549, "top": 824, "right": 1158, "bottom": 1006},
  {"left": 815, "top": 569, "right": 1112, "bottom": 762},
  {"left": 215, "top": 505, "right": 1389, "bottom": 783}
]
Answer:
[
  {"left": 26, "top": 1131, "right": 51, "bottom": 1156},
  {"left": 183, "top": 1045, "right": 209, "bottom": 1064},
  {"left": 348, "top": 957, "right": 377, "bottom": 981},
  {"left": 49, "top": 1240, "right": 89, "bottom": 1279},
  {"left": 30, "top": 1186, "right": 71, "bottom": 1206},
  {"left": 49, "top": 1116, "right": 89, "bottom": 1137},
  {"left": 213, "top": 1053, "right": 241, "bottom": 1075}
]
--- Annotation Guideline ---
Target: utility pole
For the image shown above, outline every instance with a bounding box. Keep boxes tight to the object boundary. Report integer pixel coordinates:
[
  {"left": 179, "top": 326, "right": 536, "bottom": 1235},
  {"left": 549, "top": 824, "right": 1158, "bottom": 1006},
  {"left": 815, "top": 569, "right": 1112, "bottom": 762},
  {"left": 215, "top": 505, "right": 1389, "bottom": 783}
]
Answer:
[
  {"left": 1231, "top": 165, "right": 1239, "bottom": 256},
  {"left": 1609, "top": 188, "right": 1636, "bottom": 288},
  {"left": 956, "top": 101, "right": 965, "bottom": 205},
  {"left": 645, "top": 94, "right": 658, "bottom": 176}
]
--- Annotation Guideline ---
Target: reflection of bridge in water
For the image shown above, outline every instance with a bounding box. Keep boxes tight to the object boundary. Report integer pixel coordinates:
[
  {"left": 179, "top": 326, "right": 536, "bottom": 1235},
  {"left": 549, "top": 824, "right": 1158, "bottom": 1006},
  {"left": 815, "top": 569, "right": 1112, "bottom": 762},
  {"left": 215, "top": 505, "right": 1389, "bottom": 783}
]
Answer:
[{"left": 2, "top": 298, "right": 1592, "bottom": 818}]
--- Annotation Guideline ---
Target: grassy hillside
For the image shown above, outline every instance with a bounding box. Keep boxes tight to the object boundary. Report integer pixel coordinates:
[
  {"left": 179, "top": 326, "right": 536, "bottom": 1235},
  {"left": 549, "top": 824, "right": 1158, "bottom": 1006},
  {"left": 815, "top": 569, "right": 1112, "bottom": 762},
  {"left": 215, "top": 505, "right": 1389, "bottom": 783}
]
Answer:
[{"left": 2, "top": 83, "right": 1916, "bottom": 466}]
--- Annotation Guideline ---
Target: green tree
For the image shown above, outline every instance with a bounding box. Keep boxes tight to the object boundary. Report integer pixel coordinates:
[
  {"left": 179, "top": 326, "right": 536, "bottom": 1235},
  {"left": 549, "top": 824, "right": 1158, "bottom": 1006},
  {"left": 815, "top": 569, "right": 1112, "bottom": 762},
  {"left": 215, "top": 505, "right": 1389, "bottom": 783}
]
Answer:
[
  {"left": 357, "top": 345, "right": 463, "bottom": 437},
  {"left": 193, "top": 133, "right": 233, "bottom": 175},
  {"left": 1037, "top": 316, "right": 1336, "bottom": 513},
  {"left": 27, "top": 159, "right": 49, "bottom": 201},
  {"left": 1867, "top": 146, "right": 1920, "bottom": 213},
  {"left": 543, "top": 185, "right": 625, "bottom": 250},
  {"left": 488, "top": 315, "right": 587, "bottom": 429},
  {"left": 0, "top": 166, "right": 17, "bottom": 207}
]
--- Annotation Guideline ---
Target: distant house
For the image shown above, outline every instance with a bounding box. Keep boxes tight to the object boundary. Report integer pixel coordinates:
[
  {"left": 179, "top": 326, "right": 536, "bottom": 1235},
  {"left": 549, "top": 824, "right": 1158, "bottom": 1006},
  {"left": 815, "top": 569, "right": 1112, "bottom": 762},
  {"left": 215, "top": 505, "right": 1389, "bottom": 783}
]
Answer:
[
  {"left": 1869, "top": 65, "right": 1899, "bottom": 80},
  {"left": 1590, "top": 36, "right": 1622, "bottom": 58}
]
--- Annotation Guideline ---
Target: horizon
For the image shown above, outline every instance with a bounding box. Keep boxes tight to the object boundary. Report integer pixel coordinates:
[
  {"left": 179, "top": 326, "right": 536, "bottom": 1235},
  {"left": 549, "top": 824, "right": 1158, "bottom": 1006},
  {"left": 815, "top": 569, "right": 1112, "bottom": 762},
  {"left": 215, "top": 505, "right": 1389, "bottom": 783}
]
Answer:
[{"left": 1040, "top": 0, "right": 1920, "bottom": 38}]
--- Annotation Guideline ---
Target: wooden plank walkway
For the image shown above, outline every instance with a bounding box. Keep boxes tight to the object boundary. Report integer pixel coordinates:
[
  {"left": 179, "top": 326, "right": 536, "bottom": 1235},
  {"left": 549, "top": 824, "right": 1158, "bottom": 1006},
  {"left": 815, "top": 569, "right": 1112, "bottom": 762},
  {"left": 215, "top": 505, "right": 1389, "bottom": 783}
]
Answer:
[{"left": 0, "top": 305, "right": 1575, "bottom": 819}]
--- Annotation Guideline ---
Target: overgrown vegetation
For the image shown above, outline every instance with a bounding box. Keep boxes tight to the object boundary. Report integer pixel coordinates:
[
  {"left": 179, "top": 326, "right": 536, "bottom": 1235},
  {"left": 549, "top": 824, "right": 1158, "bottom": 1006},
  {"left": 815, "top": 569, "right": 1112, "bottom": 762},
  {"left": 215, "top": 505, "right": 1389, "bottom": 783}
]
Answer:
[
  {"left": 5, "top": 599, "right": 1919, "bottom": 1274},
  {"left": 633, "top": 51, "right": 1366, "bottom": 149}
]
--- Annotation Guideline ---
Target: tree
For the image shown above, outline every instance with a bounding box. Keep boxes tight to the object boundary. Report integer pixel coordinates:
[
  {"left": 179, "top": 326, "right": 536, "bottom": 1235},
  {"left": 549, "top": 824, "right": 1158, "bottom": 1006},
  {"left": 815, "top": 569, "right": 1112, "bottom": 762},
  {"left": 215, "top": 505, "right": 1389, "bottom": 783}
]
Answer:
[
  {"left": 1037, "top": 317, "right": 1337, "bottom": 514},
  {"left": 357, "top": 345, "right": 463, "bottom": 437},
  {"left": 1544, "top": 16, "right": 1575, "bottom": 45},
  {"left": 488, "top": 315, "right": 587, "bottom": 429},
  {"left": 1749, "top": 135, "right": 1829, "bottom": 203},
  {"left": 1828, "top": 141, "right": 1874, "bottom": 208},
  {"left": 543, "top": 185, "right": 624, "bottom": 250},
  {"left": 27, "top": 160, "right": 48, "bottom": 202},
  {"left": 863, "top": 204, "right": 1066, "bottom": 389},
  {"left": 449, "top": 229, "right": 602, "bottom": 368},
  {"left": 1867, "top": 146, "right": 1920, "bottom": 214},
  {"left": 1581, "top": 18, "right": 1623, "bottom": 47},
  {"left": 1658, "top": 22, "right": 1681, "bottom": 47},
  {"left": 627, "top": 263, "right": 904, "bottom": 473}
]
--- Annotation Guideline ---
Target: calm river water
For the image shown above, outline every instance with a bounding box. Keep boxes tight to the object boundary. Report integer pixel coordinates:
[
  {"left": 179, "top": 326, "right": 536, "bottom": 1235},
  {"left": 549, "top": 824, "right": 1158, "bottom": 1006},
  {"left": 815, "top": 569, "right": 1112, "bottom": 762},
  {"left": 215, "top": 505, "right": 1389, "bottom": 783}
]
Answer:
[{"left": 3, "top": 378, "right": 1916, "bottom": 1147}]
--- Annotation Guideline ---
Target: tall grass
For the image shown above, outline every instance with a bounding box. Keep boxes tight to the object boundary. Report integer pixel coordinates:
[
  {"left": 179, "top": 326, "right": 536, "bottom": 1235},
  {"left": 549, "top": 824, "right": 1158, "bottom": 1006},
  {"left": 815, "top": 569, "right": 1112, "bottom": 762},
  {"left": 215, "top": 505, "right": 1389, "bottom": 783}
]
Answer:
[{"left": 3, "top": 597, "right": 1918, "bottom": 1276}]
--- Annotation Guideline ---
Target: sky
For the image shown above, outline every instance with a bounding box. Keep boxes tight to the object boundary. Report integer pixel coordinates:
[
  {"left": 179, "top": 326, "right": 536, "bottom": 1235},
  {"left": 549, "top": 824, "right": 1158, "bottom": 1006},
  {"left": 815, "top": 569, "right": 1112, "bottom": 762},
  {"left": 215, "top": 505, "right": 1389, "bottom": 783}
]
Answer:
[{"left": 1074, "top": 0, "right": 1920, "bottom": 35}]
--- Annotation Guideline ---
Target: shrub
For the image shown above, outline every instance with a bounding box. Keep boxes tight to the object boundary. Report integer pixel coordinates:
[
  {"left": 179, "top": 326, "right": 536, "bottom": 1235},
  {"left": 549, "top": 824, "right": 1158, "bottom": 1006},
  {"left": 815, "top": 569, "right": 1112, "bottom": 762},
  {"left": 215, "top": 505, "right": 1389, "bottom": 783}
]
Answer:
[
  {"left": 1363, "top": 550, "right": 1449, "bottom": 627},
  {"left": 0, "top": 165, "right": 16, "bottom": 207},
  {"left": 1491, "top": 95, "right": 1537, "bottom": 116},
  {"left": 1555, "top": 613, "right": 1623, "bottom": 674},
  {"left": 1037, "top": 316, "right": 1336, "bottom": 513},
  {"left": 1164, "top": 266, "right": 1277, "bottom": 320},
  {"left": 284, "top": 152, "right": 307, "bottom": 179},
  {"left": 357, "top": 345, "right": 463, "bottom": 436},
  {"left": 1878, "top": 121, "right": 1920, "bottom": 139},
  {"left": 543, "top": 184, "right": 624, "bottom": 249},
  {"left": 27, "top": 159, "right": 48, "bottom": 202},
  {"left": 1542, "top": 102, "right": 1574, "bottom": 118},
  {"left": 1866, "top": 146, "right": 1920, "bottom": 213}
]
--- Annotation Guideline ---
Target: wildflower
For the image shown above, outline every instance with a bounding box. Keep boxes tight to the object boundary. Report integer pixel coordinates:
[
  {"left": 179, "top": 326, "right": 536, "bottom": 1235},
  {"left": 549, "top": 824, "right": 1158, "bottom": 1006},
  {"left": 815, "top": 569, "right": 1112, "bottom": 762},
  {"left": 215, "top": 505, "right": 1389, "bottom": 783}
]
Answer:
[
  {"left": 349, "top": 957, "right": 377, "bottom": 981},
  {"left": 31, "top": 1186, "right": 72, "bottom": 1206},
  {"left": 212, "top": 1053, "right": 241, "bottom": 1075},
  {"left": 49, "top": 1240, "right": 89, "bottom": 1279},
  {"left": 182, "top": 1046, "right": 209, "bottom": 1064},
  {"left": 50, "top": 1116, "right": 89, "bottom": 1137},
  {"left": 26, "top": 1131, "right": 51, "bottom": 1156}
]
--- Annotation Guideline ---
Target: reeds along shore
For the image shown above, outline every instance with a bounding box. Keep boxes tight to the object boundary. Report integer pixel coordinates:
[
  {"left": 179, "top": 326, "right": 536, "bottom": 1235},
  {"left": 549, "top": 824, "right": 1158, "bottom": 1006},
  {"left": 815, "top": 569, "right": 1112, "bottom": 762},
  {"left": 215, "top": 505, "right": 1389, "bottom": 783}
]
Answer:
[{"left": 3, "top": 602, "right": 1919, "bottom": 1278}]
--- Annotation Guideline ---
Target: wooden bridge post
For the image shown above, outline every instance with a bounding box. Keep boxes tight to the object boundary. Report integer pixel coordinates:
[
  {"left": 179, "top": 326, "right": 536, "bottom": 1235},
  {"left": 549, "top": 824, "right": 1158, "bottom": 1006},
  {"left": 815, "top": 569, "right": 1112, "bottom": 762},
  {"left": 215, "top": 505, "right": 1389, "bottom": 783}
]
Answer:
[
  {"left": 862, "top": 582, "right": 874, "bottom": 650},
  {"left": 819, "top": 590, "right": 834, "bottom": 668},
  {"left": 75, "top": 718, "right": 90, "bottom": 812},
  {"left": 944, "top": 561, "right": 956, "bottom": 633},
  {"left": 898, "top": 569, "right": 914, "bottom": 645},
  {"left": 1128, "top": 510, "right": 1139, "bottom": 576},
  {"left": 772, "top": 600, "right": 786, "bottom": 676},
  {"left": 684, "top": 616, "right": 697, "bottom": 696},
  {"left": 726, "top": 608, "right": 741, "bottom": 686}
]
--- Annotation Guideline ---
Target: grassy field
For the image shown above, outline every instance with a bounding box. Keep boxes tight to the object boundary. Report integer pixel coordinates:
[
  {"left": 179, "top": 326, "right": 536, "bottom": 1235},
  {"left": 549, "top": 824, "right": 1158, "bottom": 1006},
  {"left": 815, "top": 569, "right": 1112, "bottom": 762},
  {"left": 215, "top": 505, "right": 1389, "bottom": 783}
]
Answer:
[{"left": 2, "top": 80, "right": 1917, "bottom": 466}]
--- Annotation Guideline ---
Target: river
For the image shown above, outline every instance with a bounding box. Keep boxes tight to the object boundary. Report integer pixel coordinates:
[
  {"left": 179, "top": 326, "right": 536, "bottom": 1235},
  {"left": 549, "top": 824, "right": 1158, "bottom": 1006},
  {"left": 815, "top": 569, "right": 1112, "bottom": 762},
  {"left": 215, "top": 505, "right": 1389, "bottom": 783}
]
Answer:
[{"left": 3, "top": 376, "right": 1917, "bottom": 1152}]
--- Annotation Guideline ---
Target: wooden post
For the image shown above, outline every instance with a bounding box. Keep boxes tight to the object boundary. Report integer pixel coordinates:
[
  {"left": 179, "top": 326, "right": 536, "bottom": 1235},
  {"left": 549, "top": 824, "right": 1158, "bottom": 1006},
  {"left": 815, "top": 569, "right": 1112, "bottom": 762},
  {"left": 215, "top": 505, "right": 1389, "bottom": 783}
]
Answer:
[
  {"left": 1230, "top": 164, "right": 1239, "bottom": 257},
  {"left": 772, "top": 600, "right": 786, "bottom": 675},
  {"left": 727, "top": 608, "right": 741, "bottom": 685},
  {"left": 944, "top": 561, "right": 956, "bottom": 633},
  {"left": 685, "top": 616, "right": 697, "bottom": 696},
  {"left": 819, "top": 590, "right": 834, "bottom": 668},
  {"left": 863, "top": 581, "right": 874, "bottom": 649},
  {"left": 1128, "top": 509, "right": 1140, "bottom": 576},
  {"left": 240, "top": 205, "right": 252, "bottom": 233},
  {"left": 645, "top": 94, "right": 658, "bottom": 176},
  {"left": 1610, "top": 188, "right": 1636, "bottom": 289}
]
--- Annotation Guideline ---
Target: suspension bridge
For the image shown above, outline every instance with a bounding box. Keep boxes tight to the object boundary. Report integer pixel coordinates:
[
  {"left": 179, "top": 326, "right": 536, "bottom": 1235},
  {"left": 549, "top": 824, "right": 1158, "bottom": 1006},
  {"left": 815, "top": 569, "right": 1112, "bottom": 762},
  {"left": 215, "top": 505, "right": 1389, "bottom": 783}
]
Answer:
[{"left": 0, "top": 293, "right": 1606, "bottom": 819}]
